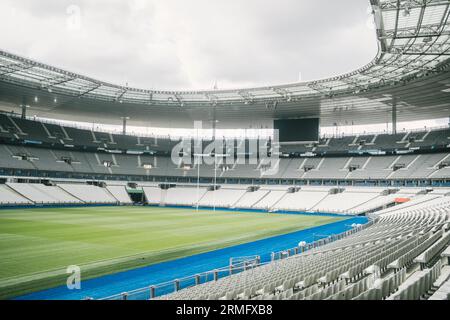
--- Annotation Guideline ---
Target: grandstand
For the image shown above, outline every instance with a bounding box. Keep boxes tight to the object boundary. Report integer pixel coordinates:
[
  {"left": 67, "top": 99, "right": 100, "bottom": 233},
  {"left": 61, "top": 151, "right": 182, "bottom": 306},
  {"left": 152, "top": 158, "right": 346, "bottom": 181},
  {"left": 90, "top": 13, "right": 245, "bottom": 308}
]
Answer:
[
  {"left": 156, "top": 197, "right": 450, "bottom": 301},
  {"left": 0, "top": 0, "right": 450, "bottom": 302}
]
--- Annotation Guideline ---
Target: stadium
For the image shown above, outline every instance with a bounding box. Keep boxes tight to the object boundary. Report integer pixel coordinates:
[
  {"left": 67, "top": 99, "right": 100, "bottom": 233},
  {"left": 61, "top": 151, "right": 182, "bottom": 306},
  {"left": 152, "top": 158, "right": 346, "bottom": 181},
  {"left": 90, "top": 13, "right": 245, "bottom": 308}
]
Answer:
[{"left": 0, "top": 0, "right": 450, "bottom": 303}]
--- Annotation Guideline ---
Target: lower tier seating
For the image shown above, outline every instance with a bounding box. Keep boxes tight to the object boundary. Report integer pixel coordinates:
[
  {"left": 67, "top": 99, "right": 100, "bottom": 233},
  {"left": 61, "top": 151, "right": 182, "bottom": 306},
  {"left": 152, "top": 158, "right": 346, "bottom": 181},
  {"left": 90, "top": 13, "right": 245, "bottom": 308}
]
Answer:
[
  {"left": 156, "top": 196, "right": 450, "bottom": 300},
  {"left": 57, "top": 184, "right": 119, "bottom": 204}
]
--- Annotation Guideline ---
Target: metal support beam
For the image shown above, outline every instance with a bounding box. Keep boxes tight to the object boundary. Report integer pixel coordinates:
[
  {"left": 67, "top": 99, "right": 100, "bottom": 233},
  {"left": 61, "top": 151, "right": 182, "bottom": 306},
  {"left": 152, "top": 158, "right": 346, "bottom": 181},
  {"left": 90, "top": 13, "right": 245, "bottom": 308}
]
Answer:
[
  {"left": 115, "top": 88, "right": 127, "bottom": 102},
  {"left": 77, "top": 84, "right": 101, "bottom": 98},
  {"left": 392, "top": 97, "right": 398, "bottom": 135},
  {"left": 238, "top": 91, "right": 254, "bottom": 104},
  {"left": 21, "top": 96, "right": 27, "bottom": 119},
  {"left": 380, "top": 0, "right": 449, "bottom": 11},
  {"left": 0, "top": 63, "right": 34, "bottom": 77},
  {"left": 308, "top": 82, "right": 332, "bottom": 94},
  {"left": 174, "top": 93, "right": 184, "bottom": 107},
  {"left": 121, "top": 117, "right": 130, "bottom": 135}
]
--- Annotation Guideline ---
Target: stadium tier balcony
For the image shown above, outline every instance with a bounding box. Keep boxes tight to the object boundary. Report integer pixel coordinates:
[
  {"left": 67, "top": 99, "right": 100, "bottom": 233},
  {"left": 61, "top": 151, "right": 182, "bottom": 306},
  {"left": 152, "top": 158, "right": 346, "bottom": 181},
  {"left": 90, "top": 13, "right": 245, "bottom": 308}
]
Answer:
[
  {"left": 1, "top": 143, "right": 450, "bottom": 183},
  {"left": 1, "top": 113, "right": 450, "bottom": 155},
  {"left": 1, "top": 113, "right": 450, "bottom": 184}
]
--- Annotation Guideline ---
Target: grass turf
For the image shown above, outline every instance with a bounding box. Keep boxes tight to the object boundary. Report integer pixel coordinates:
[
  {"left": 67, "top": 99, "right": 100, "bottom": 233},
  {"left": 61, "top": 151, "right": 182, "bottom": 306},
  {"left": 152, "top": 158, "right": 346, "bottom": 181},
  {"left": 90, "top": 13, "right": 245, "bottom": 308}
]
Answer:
[{"left": 0, "top": 206, "right": 345, "bottom": 299}]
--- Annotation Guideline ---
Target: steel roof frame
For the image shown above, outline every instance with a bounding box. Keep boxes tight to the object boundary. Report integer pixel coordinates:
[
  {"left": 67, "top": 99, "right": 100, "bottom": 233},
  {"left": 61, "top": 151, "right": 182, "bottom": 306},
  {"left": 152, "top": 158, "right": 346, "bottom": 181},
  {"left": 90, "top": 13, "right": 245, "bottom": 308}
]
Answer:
[{"left": 0, "top": 0, "right": 449, "bottom": 108}]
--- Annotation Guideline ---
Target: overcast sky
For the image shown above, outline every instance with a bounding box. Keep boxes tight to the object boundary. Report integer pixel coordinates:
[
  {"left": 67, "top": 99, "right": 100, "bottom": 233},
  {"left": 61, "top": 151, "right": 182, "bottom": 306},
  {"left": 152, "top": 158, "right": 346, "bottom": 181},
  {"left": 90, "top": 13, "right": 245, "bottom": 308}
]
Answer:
[{"left": 0, "top": 0, "right": 378, "bottom": 90}]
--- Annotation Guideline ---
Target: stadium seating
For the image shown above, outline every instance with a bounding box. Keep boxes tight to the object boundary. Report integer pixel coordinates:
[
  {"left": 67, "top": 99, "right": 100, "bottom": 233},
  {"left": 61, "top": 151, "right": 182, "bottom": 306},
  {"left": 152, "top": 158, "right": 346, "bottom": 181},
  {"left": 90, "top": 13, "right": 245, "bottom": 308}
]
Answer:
[
  {"left": 2, "top": 142, "right": 450, "bottom": 181},
  {"left": 143, "top": 186, "right": 163, "bottom": 205},
  {"left": 2, "top": 114, "right": 450, "bottom": 301},
  {"left": 252, "top": 189, "right": 287, "bottom": 211},
  {"left": 58, "top": 184, "right": 118, "bottom": 204},
  {"left": 198, "top": 187, "right": 248, "bottom": 208},
  {"left": 1, "top": 177, "right": 446, "bottom": 215},
  {"left": 164, "top": 186, "right": 208, "bottom": 207},
  {"left": 0, "top": 184, "right": 32, "bottom": 205},
  {"left": 309, "top": 188, "right": 381, "bottom": 214},
  {"left": 387, "top": 261, "right": 443, "bottom": 300},
  {"left": 106, "top": 185, "right": 133, "bottom": 204},
  {"left": 233, "top": 189, "right": 270, "bottom": 209},
  {"left": 155, "top": 194, "right": 450, "bottom": 300},
  {"left": 428, "top": 266, "right": 450, "bottom": 300},
  {"left": 348, "top": 189, "right": 419, "bottom": 214},
  {"left": 274, "top": 187, "right": 330, "bottom": 212},
  {"left": 7, "top": 183, "right": 81, "bottom": 204},
  {"left": 3, "top": 114, "right": 450, "bottom": 154},
  {"left": 2, "top": 117, "right": 450, "bottom": 301}
]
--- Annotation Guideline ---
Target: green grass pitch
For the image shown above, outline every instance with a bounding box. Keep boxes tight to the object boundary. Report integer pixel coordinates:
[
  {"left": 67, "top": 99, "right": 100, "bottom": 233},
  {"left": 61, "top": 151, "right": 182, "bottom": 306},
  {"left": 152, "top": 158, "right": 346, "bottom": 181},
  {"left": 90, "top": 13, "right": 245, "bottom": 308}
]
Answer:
[{"left": 0, "top": 206, "right": 345, "bottom": 298}]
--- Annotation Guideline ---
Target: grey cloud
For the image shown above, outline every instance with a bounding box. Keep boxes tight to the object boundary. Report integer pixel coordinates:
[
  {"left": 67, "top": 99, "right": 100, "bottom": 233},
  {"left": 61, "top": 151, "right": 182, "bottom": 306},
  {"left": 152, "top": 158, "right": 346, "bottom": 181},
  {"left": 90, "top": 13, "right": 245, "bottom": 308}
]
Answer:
[{"left": 0, "top": 0, "right": 378, "bottom": 90}]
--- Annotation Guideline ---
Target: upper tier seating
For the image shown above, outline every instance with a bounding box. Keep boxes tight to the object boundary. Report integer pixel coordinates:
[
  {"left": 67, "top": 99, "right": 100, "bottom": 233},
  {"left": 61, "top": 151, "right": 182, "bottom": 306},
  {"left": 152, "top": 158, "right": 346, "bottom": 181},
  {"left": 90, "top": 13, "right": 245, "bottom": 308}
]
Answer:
[
  {"left": 1, "top": 113, "right": 450, "bottom": 154},
  {"left": 0, "top": 113, "right": 179, "bottom": 152}
]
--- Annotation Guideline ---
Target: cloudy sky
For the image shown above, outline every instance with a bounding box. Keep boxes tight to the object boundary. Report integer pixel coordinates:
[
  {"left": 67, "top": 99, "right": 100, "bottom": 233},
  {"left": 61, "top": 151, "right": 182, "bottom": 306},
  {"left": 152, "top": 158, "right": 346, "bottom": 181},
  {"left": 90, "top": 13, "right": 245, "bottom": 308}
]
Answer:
[{"left": 0, "top": 0, "right": 378, "bottom": 90}]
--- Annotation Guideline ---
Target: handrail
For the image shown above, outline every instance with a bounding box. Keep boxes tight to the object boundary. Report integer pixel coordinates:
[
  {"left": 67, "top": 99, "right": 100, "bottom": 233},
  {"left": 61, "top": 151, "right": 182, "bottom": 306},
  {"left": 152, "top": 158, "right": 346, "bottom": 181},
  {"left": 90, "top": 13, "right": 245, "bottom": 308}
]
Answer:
[{"left": 97, "top": 259, "right": 266, "bottom": 301}]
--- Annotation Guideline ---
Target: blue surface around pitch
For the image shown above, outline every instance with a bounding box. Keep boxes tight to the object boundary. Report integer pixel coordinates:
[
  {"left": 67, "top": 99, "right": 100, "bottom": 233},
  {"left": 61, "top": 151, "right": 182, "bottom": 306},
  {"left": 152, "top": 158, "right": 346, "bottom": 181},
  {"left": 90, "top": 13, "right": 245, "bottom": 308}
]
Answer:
[{"left": 16, "top": 214, "right": 368, "bottom": 300}]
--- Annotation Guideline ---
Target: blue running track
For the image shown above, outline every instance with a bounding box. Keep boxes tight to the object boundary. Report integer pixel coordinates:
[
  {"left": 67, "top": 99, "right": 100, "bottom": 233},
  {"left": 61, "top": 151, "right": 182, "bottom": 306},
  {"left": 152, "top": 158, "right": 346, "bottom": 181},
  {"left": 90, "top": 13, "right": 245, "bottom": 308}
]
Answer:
[{"left": 16, "top": 215, "right": 367, "bottom": 300}]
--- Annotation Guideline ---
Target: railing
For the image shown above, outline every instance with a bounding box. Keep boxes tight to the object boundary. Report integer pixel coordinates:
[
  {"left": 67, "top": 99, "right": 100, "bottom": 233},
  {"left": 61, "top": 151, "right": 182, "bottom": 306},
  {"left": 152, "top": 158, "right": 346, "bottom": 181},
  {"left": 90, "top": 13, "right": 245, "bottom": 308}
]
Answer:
[
  {"left": 97, "top": 259, "right": 265, "bottom": 301},
  {"left": 95, "top": 219, "right": 375, "bottom": 300},
  {"left": 270, "top": 219, "right": 375, "bottom": 261}
]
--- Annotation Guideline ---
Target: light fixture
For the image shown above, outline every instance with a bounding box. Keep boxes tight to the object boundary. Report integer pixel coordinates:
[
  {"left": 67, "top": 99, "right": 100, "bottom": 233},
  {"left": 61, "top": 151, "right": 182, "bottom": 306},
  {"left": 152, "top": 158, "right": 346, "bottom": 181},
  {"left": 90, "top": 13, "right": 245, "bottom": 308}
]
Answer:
[{"left": 142, "top": 163, "right": 153, "bottom": 170}]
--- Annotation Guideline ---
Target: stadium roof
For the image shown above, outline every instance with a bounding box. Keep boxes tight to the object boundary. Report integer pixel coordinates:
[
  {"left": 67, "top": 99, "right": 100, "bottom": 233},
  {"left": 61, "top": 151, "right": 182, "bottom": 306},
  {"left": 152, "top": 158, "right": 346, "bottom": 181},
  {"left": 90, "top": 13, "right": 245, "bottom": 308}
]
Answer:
[{"left": 0, "top": 0, "right": 449, "bottom": 128}]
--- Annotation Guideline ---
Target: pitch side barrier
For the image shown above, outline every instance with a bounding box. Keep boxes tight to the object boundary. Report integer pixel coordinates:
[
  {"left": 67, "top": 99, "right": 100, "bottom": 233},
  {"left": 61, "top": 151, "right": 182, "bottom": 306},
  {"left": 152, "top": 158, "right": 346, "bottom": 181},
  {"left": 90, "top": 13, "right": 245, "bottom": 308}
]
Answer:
[{"left": 95, "top": 219, "right": 375, "bottom": 300}]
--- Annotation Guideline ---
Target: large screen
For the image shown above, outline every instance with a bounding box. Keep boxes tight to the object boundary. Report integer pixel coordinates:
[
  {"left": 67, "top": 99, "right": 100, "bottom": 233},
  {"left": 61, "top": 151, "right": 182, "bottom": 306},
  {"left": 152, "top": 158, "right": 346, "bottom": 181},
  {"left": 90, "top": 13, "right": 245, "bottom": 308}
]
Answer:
[{"left": 274, "top": 118, "right": 319, "bottom": 142}]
